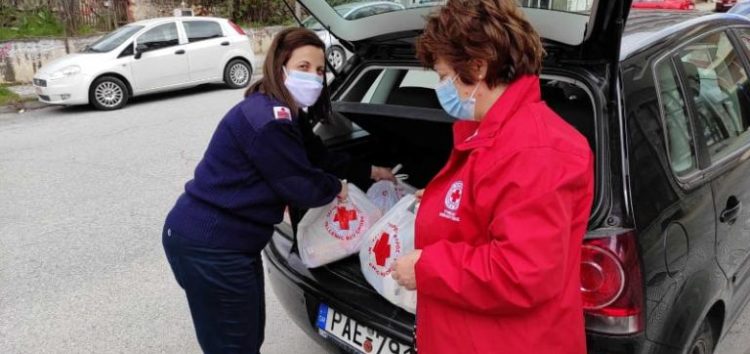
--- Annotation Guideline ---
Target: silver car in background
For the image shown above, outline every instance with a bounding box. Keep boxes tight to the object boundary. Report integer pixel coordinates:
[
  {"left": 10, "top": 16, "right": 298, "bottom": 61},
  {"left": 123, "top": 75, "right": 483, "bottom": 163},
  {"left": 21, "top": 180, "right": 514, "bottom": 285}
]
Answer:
[{"left": 302, "top": 1, "right": 405, "bottom": 71}]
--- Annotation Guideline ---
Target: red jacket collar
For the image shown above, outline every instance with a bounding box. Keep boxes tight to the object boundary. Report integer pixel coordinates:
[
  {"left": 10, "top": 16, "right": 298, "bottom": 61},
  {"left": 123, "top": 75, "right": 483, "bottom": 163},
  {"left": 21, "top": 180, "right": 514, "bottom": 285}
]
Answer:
[{"left": 453, "top": 75, "right": 542, "bottom": 151}]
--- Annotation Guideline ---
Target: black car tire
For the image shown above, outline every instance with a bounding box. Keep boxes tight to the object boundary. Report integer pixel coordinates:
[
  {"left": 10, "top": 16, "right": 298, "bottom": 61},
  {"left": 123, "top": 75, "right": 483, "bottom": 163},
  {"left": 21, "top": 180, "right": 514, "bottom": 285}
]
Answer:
[
  {"left": 89, "top": 76, "right": 129, "bottom": 111},
  {"left": 687, "top": 319, "right": 715, "bottom": 354},
  {"left": 224, "top": 59, "right": 252, "bottom": 89},
  {"left": 327, "top": 46, "right": 347, "bottom": 72}
]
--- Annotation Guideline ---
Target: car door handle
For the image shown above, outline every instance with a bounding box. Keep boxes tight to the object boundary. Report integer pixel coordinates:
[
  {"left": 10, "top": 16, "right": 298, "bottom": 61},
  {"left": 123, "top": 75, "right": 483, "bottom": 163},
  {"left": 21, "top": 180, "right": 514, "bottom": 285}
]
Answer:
[
  {"left": 720, "top": 197, "right": 742, "bottom": 225},
  {"left": 175, "top": 49, "right": 186, "bottom": 55},
  {"left": 221, "top": 41, "right": 230, "bottom": 46}
]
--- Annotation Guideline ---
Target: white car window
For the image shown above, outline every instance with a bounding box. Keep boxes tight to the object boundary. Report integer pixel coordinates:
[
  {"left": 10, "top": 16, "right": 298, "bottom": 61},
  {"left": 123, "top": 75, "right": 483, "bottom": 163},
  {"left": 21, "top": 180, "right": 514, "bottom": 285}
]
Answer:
[{"left": 138, "top": 23, "right": 180, "bottom": 51}]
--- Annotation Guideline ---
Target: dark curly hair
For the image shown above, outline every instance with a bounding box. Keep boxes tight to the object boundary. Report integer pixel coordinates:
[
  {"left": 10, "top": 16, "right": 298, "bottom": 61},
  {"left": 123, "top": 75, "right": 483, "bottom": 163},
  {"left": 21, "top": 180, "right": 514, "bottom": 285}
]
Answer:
[{"left": 416, "top": 0, "right": 544, "bottom": 87}]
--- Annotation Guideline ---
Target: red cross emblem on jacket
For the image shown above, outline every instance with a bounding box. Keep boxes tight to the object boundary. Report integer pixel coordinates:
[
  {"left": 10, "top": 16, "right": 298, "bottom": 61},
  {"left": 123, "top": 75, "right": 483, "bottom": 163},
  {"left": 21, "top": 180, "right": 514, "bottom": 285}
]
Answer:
[{"left": 450, "top": 189, "right": 461, "bottom": 203}]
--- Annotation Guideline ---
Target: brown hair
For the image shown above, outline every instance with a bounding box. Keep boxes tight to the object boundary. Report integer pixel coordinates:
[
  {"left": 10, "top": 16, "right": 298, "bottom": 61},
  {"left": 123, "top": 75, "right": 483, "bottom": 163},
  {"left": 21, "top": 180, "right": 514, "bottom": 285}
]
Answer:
[
  {"left": 246, "top": 27, "right": 332, "bottom": 121},
  {"left": 416, "top": 0, "right": 544, "bottom": 87}
]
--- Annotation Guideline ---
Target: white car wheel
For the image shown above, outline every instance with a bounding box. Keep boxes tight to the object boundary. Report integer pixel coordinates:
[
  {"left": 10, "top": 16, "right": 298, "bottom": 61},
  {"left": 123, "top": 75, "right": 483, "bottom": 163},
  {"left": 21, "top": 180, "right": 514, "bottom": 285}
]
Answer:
[
  {"left": 90, "top": 76, "right": 129, "bottom": 111},
  {"left": 327, "top": 46, "right": 346, "bottom": 71},
  {"left": 225, "top": 59, "right": 252, "bottom": 89}
]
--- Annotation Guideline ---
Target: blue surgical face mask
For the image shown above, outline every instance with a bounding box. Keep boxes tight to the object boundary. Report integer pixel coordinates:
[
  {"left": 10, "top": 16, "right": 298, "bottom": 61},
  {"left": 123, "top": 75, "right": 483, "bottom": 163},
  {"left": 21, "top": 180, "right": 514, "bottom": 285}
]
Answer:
[
  {"left": 435, "top": 76, "right": 479, "bottom": 120},
  {"left": 284, "top": 68, "right": 324, "bottom": 108}
]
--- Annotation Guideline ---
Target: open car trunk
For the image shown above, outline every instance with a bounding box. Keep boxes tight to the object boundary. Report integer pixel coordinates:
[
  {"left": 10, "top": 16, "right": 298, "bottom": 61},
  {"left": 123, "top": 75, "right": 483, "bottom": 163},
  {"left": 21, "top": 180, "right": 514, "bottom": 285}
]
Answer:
[{"left": 283, "top": 73, "right": 597, "bottom": 322}]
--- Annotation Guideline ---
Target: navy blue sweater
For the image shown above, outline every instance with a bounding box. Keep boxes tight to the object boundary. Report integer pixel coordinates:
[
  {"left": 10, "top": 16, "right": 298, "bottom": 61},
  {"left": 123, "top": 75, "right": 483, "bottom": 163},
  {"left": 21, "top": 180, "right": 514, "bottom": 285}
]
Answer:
[{"left": 165, "top": 93, "right": 347, "bottom": 252}]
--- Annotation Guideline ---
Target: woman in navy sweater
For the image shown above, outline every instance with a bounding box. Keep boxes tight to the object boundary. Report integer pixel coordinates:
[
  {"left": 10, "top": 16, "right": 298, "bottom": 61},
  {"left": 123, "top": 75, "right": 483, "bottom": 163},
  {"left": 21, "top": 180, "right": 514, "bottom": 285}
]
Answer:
[{"left": 162, "top": 28, "right": 393, "bottom": 354}]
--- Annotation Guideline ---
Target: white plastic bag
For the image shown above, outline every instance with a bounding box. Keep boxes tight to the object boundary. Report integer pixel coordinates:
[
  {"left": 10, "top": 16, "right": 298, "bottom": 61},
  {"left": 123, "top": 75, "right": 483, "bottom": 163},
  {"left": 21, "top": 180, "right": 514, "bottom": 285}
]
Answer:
[
  {"left": 359, "top": 194, "right": 418, "bottom": 313},
  {"left": 298, "top": 184, "right": 383, "bottom": 268},
  {"left": 367, "top": 179, "right": 418, "bottom": 214}
]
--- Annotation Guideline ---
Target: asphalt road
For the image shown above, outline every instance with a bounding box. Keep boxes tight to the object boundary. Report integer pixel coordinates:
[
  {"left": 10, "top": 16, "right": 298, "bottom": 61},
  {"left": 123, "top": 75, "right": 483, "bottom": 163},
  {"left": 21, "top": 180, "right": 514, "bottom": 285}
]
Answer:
[
  {"left": 0, "top": 86, "right": 328, "bottom": 354},
  {"left": 1, "top": 85, "right": 749, "bottom": 354}
]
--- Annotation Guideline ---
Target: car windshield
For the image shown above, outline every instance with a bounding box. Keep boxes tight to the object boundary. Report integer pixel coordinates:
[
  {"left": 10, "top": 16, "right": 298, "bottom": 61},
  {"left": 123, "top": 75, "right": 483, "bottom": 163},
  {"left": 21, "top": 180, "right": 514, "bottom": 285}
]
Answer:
[{"left": 86, "top": 25, "right": 143, "bottom": 53}]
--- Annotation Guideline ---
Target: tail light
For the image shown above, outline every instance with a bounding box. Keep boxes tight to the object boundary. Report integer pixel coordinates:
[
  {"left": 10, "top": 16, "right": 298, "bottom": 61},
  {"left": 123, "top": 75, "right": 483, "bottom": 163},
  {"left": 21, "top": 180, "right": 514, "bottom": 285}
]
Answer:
[
  {"left": 229, "top": 21, "right": 246, "bottom": 35},
  {"left": 581, "top": 230, "right": 644, "bottom": 335}
]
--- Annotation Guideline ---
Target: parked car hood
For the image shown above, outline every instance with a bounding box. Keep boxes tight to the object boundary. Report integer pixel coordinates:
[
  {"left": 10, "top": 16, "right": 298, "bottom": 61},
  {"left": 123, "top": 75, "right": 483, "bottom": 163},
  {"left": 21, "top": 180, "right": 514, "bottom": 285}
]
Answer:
[
  {"left": 37, "top": 53, "right": 110, "bottom": 76},
  {"left": 292, "top": 0, "right": 633, "bottom": 65}
]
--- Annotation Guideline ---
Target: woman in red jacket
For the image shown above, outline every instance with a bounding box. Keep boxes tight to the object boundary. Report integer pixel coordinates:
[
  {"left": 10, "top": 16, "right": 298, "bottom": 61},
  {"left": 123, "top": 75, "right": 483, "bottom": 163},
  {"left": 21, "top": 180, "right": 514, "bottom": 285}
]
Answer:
[{"left": 391, "top": 0, "right": 595, "bottom": 353}]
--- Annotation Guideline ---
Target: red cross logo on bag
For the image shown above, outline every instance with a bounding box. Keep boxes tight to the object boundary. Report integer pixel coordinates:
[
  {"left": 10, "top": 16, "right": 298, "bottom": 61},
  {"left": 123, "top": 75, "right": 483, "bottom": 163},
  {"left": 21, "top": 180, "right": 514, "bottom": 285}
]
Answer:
[
  {"left": 325, "top": 204, "right": 365, "bottom": 241},
  {"left": 368, "top": 223, "right": 402, "bottom": 277},
  {"left": 333, "top": 206, "right": 358, "bottom": 230},
  {"left": 373, "top": 232, "right": 391, "bottom": 267}
]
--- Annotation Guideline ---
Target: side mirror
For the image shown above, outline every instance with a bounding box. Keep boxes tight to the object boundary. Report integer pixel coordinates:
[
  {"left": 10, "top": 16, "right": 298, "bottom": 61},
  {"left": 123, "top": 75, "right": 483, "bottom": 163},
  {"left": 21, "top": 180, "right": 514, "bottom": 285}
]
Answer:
[{"left": 134, "top": 43, "right": 147, "bottom": 60}]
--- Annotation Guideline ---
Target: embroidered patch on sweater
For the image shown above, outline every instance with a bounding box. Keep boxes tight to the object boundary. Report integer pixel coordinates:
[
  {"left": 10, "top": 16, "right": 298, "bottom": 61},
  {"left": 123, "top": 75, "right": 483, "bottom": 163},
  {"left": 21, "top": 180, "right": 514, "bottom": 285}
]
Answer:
[{"left": 273, "top": 106, "right": 291, "bottom": 120}]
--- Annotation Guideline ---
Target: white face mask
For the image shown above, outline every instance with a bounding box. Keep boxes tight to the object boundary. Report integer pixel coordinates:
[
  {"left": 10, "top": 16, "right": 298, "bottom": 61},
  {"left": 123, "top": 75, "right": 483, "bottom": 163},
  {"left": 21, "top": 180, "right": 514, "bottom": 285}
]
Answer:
[{"left": 284, "top": 68, "right": 324, "bottom": 108}]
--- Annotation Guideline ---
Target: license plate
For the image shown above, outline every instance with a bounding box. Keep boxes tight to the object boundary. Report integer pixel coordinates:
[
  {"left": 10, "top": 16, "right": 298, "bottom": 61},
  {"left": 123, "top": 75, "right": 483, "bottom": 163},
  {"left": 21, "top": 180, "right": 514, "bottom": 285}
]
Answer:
[
  {"left": 317, "top": 304, "right": 413, "bottom": 354},
  {"left": 34, "top": 87, "right": 42, "bottom": 95}
]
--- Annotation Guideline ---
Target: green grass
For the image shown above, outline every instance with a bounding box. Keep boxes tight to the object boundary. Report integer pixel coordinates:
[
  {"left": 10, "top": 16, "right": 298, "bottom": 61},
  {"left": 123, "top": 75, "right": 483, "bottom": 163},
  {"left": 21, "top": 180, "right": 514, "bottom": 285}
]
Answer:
[
  {"left": 0, "top": 10, "right": 64, "bottom": 40},
  {"left": 77, "top": 25, "right": 96, "bottom": 36},
  {"left": 0, "top": 86, "right": 21, "bottom": 107}
]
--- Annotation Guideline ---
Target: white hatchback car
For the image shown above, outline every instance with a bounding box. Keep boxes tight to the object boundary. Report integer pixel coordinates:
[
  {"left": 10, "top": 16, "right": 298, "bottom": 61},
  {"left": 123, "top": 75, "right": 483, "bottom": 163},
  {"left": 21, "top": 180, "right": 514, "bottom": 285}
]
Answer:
[{"left": 33, "top": 17, "right": 255, "bottom": 110}]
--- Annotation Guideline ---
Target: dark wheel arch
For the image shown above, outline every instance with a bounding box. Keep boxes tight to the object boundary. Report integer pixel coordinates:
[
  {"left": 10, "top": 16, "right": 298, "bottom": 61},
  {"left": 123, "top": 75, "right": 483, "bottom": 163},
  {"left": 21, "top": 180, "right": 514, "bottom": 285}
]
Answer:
[{"left": 88, "top": 75, "right": 131, "bottom": 110}]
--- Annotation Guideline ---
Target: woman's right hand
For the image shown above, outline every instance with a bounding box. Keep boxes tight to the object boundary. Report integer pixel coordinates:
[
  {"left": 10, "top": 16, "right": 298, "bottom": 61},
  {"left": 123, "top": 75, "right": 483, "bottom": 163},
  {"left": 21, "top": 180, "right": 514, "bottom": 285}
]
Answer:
[
  {"left": 415, "top": 189, "right": 425, "bottom": 201},
  {"left": 337, "top": 180, "right": 349, "bottom": 201}
]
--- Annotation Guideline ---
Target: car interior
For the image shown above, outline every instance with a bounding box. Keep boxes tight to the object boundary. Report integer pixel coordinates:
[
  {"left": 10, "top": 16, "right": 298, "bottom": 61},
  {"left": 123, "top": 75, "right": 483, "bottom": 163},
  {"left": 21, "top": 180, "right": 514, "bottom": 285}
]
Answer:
[{"left": 316, "top": 66, "right": 597, "bottom": 190}]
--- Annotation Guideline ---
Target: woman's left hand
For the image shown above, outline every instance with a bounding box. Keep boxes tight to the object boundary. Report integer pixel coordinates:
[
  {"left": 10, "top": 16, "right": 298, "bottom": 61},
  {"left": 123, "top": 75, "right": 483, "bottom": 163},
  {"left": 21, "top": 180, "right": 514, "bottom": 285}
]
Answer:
[{"left": 392, "top": 250, "right": 423, "bottom": 291}]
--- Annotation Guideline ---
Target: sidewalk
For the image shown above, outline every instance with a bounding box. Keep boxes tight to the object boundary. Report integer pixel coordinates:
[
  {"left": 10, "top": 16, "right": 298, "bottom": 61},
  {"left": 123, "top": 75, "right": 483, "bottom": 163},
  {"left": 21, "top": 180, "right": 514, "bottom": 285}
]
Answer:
[{"left": 0, "top": 85, "right": 46, "bottom": 114}]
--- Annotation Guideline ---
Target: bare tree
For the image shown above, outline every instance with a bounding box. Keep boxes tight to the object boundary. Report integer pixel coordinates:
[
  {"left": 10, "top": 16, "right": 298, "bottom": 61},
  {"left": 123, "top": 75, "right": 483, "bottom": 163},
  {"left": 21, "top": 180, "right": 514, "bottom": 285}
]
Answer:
[{"left": 57, "top": 0, "right": 80, "bottom": 35}]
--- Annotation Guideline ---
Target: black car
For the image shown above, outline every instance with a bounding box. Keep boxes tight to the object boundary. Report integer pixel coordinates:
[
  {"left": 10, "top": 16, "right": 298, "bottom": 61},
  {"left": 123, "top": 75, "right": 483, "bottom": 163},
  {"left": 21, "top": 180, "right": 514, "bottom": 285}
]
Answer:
[{"left": 264, "top": 1, "right": 750, "bottom": 353}]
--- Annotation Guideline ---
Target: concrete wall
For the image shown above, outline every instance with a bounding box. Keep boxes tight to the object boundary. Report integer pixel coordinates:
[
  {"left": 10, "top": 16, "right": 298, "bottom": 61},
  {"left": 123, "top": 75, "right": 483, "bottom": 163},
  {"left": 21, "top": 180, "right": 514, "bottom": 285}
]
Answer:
[
  {"left": 0, "top": 26, "right": 286, "bottom": 84},
  {"left": 129, "top": 0, "right": 180, "bottom": 21},
  {"left": 248, "top": 26, "right": 286, "bottom": 56},
  {"left": 0, "top": 35, "right": 101, "bottom": 84}
]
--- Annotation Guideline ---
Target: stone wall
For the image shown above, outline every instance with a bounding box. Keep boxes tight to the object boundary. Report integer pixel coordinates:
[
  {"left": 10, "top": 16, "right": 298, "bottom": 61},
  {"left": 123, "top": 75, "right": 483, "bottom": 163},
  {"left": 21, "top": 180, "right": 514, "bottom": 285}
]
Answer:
[
  {"left": 248, "top": 26, "right": 286, "bottom": 56},
  {"left": 0, "top": 35, "right": 101, "bottom": 84},
  {"left": 129, "top": 0, "right": 181, "bottom": 21}
]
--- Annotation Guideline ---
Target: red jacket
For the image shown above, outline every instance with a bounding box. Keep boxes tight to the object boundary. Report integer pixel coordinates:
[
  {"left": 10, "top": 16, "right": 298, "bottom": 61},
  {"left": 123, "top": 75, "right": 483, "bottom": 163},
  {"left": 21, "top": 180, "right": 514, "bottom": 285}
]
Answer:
[{"left": 414, "top": 75, "right": 594, "bottom": 354}]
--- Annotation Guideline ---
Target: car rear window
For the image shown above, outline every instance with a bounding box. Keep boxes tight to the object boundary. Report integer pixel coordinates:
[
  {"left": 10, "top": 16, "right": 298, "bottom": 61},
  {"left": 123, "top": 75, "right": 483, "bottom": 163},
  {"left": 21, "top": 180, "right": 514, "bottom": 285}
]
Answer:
[{"left": 183, "top": 21, "right": 224, "bottom": 42}]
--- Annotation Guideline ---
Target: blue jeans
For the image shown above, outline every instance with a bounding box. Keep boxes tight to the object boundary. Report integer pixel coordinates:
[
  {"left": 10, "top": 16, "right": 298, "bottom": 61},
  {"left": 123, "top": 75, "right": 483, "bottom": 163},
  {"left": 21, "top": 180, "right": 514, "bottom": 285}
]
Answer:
[{"left": 162, "top": 226, "right": 265, "bottom": 354}]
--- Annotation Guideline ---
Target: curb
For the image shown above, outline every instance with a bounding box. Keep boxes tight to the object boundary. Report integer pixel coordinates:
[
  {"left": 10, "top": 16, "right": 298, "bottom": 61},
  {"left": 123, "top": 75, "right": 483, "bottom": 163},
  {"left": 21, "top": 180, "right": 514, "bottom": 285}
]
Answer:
[{"left": 0, "top": 100, "right": 49, "bottom": 115}]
